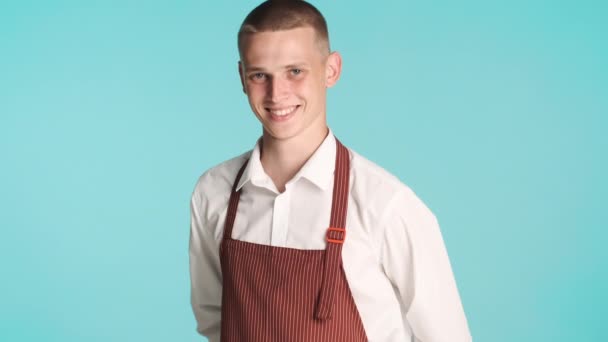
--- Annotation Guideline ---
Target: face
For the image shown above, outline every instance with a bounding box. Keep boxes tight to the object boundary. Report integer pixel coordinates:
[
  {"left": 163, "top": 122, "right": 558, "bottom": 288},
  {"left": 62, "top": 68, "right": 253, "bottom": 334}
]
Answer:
[{"left": 238, "top": 27, "right": 341, "bottom": 143}]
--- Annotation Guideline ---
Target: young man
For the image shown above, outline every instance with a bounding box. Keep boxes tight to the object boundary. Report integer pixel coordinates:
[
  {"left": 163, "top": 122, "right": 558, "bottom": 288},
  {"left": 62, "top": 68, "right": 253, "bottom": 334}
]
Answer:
[{"left": 189, "top": 1, "right": 472, "bottom": 341}]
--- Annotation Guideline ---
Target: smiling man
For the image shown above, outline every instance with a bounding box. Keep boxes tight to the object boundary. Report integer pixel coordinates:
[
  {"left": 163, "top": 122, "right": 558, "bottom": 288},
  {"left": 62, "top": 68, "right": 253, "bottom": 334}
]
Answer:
[{"left": 189, "top": 1, "right": 472, "bottom": 341}]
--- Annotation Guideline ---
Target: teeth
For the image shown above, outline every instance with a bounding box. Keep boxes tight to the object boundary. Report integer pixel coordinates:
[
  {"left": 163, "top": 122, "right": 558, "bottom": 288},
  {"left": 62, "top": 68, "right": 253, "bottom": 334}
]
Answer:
[{"left": 270, "top": 106, "right": 296, "bottom": 116}]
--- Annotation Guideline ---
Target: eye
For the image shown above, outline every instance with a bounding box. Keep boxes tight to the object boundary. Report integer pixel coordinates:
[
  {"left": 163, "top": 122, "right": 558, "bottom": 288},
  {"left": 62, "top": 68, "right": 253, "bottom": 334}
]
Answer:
[
  {"left": 250, "top": 73, "right": 267, "bottom": 82},
  {"left": 290, "top": 68, "right": 302, "bottom": 76}
]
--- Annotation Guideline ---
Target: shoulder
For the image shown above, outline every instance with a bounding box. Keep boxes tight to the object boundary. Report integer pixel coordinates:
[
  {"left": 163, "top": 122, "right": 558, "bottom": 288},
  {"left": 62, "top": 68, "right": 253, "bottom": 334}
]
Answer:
[
  {"left": 348, "top": 148, "right": 437, "bottom": 225},
  {"left": 191, "top": 150, "right": 252, "bottom": 204}
]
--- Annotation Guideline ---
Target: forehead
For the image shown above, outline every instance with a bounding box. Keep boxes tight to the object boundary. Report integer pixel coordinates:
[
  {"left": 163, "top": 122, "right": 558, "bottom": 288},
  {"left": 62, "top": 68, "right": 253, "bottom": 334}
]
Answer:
[{"left": 240, "top": 27, "right": 324, "bottom": 67}]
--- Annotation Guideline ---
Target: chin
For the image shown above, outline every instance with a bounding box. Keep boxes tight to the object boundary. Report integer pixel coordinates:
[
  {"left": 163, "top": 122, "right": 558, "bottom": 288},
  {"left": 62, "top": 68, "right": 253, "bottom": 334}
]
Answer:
[{"left": 263, "top": 126, "right": 301, "bottom": 141}]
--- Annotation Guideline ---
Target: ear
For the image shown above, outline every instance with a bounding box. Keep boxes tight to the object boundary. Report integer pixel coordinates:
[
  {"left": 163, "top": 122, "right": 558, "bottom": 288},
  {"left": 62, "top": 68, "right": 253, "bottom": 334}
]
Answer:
[
  {"left": 325, "top": 51, "right": 342, "bottom": 88},
  {"left": 238, "top": 61, "right": 247, "bottom": 94}
]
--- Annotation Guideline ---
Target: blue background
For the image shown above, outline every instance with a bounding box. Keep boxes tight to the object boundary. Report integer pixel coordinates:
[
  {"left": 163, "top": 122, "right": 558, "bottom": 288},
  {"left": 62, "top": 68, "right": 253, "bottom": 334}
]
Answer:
[{"left": 1, "top": 0, "right": 606, "bottom": 341}]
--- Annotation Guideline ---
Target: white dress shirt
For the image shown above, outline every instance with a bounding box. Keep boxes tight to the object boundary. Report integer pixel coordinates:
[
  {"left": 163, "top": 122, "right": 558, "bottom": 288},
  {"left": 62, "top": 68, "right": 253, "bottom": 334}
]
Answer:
[{"left": 189, "top": 131, "right": 472, "bottom": 342}]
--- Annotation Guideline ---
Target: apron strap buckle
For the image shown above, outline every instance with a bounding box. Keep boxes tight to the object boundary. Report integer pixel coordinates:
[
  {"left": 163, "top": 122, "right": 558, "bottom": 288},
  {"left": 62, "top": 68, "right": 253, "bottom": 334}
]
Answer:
[{"left": 326, "top": 227, "right": 346, "bottom": 244}]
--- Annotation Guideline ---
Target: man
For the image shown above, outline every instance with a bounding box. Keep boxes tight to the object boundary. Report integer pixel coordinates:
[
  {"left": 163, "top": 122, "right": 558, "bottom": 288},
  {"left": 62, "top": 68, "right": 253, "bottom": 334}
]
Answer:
[{"left": 189, "top": 1, "right": 472, "bottom": 341}]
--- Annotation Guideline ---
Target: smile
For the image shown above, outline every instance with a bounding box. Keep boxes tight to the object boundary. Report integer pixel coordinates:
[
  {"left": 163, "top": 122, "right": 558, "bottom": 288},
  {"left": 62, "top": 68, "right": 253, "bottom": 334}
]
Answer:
[
  {"left": 267, "top": 105, "right": 298, "bottom": 117},
  {"left": 265, "top": 105, "right": 300, "bottom": 122}
]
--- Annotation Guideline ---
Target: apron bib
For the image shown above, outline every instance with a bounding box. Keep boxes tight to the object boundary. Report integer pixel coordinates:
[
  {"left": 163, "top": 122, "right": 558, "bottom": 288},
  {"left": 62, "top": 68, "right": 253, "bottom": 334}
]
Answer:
[{"left": 219, "top": 139, "right": 367, "bottom": 342}]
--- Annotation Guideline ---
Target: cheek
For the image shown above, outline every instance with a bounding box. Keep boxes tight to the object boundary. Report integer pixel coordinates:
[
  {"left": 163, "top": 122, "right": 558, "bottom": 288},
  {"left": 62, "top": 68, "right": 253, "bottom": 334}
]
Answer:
[
  {"left": 299, "top": 80, "right": 324, "bottom": 102},
  {"left": 246, "top": 84, "right": 265, "bottom": 100},
  {"left": 292, "top": 78, "right": 315, "bottom": 96}
]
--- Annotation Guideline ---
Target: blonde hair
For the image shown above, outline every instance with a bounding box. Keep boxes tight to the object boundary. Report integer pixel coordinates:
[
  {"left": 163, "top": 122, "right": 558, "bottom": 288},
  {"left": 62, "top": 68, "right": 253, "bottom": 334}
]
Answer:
[{"left": 238, "top": 1, "right": 330, "bottom": 56}]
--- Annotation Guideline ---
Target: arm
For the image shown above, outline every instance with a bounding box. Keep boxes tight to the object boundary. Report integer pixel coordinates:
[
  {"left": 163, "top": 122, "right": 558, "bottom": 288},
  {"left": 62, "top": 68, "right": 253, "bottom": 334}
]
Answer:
[
  {"left": 189, "top": 190, "right": 222, "bottom": 342},
  {"left": 381, "top": 189, "right": 472, "bottom": 342}
]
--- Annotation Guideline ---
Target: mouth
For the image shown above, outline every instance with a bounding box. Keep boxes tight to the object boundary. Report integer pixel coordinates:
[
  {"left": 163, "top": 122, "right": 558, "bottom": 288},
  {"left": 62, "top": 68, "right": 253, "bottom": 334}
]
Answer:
[{"left": 266, "top": 105, "right": 300, "bottom": 122}]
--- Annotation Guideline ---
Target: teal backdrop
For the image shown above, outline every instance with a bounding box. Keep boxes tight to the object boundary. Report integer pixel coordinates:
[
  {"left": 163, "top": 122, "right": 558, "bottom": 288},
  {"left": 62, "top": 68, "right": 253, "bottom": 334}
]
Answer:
[{"left": 1, "top": 0, "right": 606, "bottom": 341}]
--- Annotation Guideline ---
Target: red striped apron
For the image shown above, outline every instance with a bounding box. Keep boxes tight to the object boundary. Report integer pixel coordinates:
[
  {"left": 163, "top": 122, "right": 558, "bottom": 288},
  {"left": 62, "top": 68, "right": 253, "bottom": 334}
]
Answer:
[{"left": 219, "top": 139, "right": 367, "bottom": 341}]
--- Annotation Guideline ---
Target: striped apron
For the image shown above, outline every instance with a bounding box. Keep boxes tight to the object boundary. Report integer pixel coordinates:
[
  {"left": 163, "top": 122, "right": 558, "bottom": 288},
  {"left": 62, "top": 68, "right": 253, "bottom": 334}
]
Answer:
[{"left": 219, "top": 139, "right": 367, "bottom": 341}]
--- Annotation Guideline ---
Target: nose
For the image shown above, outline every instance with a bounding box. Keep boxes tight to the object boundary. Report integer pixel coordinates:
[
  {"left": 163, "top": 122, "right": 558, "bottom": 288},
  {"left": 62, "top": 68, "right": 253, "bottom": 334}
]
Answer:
[{"left": 268, "top": 76, "right": 289, "bottom": 103}]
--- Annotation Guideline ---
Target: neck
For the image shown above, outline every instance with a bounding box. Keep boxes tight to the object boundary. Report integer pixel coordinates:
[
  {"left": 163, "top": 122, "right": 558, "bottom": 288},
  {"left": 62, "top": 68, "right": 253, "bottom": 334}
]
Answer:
[{"left": 260, "top": 126, "right": 329, "bottom": 193}]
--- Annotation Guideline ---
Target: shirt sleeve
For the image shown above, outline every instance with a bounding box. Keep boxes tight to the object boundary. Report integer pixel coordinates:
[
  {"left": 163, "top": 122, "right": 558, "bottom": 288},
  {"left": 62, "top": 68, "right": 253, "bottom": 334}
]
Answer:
[
  {"left": 189, "top": 189, "right": 222, "bottom": 342},
  {"left": 380, "top": 189, "right": 472, "bottom": 342}
]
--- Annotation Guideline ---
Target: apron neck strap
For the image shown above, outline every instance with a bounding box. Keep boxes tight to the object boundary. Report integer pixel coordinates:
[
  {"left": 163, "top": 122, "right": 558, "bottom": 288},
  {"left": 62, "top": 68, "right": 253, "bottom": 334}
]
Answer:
[
  {"left": 223, "top": 160, "right": 248, "bottom": 241},
  {"left": 315, "top": 138, "right": 350, "bottom": 320}
]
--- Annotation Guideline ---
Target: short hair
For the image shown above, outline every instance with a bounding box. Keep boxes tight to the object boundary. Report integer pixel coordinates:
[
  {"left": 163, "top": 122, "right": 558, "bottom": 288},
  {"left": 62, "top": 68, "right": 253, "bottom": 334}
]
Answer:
[{"left": 238, "top": 1, "right": 330, "bottom": 56}]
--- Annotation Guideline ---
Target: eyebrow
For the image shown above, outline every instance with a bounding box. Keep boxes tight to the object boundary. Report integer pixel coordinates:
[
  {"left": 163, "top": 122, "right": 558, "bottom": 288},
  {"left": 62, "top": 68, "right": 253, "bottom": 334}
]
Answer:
[
  {"left": 285, "top": 63, "right": 310, "bottom": 69},
  {"left": 245, "top": 66, "right": 266, "bottom": 73},
  {"left": 245, "top": 62, "right": 311, "bottom": 73}
]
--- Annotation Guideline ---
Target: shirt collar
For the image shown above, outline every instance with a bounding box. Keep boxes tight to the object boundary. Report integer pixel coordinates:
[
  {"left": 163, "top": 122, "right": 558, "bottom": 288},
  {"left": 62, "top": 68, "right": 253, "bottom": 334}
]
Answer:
[{"left": 236, "top": 130, "right": 337, "bottom": 192}]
